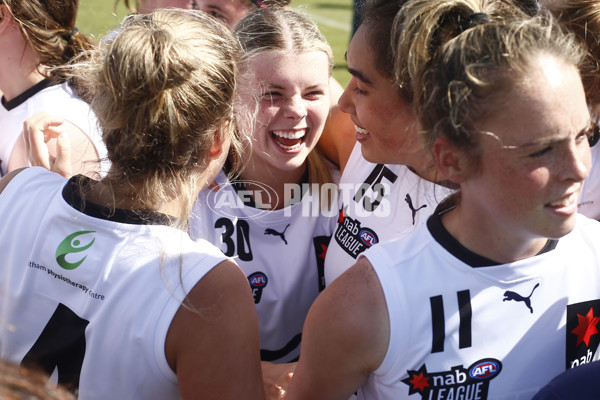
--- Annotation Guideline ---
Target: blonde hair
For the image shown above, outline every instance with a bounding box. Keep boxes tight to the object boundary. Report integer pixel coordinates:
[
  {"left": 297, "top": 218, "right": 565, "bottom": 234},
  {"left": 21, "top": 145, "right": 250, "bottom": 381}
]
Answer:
[
  {"left": 73, "top": 9, "right": 241, "bottom": 227},
  {"left": 394, "top": 1, "right": 584, "bottom": 161},
  {"left": 234, "top": 8, "right": 333, "bottom": 187},
  {"left": 2, "top": 0, "right": 95, "bottom": 82},
  {"left": 0, "top": 360, "right": 75, "bottom": 400},
  {"left": 393, "top": 0, "right": 526, "bottom": 101}
]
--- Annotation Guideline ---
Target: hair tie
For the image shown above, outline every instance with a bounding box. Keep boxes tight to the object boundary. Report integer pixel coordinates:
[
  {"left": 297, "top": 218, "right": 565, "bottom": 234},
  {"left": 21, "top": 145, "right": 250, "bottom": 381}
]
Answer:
[
  {"left": 251, "top": 0, "right": 268, "bottom": 8},
  {"left": 458, "top": 12, "right": 490, "bottom": 32},
  {"left": 63, "top": 27, "right": 79, "bottom": 42}
]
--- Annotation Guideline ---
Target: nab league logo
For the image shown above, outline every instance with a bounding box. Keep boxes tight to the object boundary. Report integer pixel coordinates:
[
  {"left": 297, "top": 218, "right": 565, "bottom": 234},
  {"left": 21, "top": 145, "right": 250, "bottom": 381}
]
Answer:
[
  {"left": 333, "top": 207, "right": 379, "bottom": 258},
  {"left": 55, "top": 231, "right": 96, "bottom": 270},
  {"left": 402, "top": 359, "right": 502, "bottom": 399}
]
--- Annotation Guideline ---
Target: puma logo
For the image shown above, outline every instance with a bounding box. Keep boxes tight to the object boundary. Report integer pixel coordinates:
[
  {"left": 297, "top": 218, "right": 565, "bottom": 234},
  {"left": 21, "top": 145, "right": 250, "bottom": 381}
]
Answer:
[
  {"left": 264, "top": 224, "right": 290, "bottom": 245},
  {"left": 503, "top": 283, "right": 540, "bottom": 313},
  {"left": 405, "top": 194, "right": 427, "bottom": 225}
]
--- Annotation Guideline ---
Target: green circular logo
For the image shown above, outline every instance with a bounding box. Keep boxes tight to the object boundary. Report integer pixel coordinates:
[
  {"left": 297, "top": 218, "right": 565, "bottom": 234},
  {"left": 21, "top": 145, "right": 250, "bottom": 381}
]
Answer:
[{"left": 55, "top": 231, "right": 96, "bottom": 270}]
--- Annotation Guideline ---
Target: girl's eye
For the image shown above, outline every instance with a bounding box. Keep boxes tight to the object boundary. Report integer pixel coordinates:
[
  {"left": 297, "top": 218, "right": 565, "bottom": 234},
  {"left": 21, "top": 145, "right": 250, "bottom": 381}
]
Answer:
[
  {"left": 528, "top": 146, "right": 552, "bottom": 158},
  {"left": 209, "top": 11, "right": 225, "bottom": 19},
  {"left": 305, "top": 90, "right": 325, "bottom": 99},
  {"left": 261, "top": 92, "right": 281, "bottom": 102},
  {"left": 354, "top": 86, "right": 367, "bottom": 95}
]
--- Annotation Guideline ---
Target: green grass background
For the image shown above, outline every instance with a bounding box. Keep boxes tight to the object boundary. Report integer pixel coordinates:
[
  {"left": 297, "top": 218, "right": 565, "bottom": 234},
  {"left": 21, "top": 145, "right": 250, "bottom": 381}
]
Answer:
[{"left": 76, "top": 0, "right": 353, "bottom": 87}]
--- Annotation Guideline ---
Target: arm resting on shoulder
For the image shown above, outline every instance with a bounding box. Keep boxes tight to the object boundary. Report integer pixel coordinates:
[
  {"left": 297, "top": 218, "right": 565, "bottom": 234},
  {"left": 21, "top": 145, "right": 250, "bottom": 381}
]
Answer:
[
  {"left": 318, "top": 104, "right": 356, "bottom": 173},
  {"left": 284, "top": 257, "right": 390, "bottom": 400}
]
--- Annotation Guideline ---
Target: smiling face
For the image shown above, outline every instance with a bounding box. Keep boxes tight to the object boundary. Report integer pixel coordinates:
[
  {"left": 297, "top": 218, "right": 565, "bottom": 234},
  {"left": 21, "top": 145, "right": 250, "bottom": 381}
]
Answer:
[
  {"left": 192, "top": 0, "right": 253, "bottom": 28},
  {"left": 338, "top": 24, "right": 420, "bottom": 166},
  {"left": 457, "top": 54, "right": 591, "bottom": 248},
  {"left": 238, "top": 50, "right": 330, "bottom": 179}
]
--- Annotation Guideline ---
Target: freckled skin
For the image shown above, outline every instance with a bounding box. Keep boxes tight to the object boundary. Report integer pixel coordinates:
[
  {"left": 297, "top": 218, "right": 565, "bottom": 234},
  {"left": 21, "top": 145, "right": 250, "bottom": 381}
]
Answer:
[{"left": 444, "top": 54, "right": 591, "bottom": 263}]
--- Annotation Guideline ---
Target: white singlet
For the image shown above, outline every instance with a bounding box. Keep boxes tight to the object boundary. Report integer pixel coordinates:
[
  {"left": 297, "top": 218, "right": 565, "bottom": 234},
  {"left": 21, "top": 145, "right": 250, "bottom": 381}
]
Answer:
[
  {"left": 0, "top": 80, "right": 108, "bottom": 176},
  {"left": 190, "top": 170, "right": 336, "bottom": 363},
  {"left": 324, "top": 142, "right": 453, "bottom": 285},
  {"left": 358, "top": 211, "right": 600, "bottom": 400},
  {"left": 0, "top": 167, "right": 228, "bottom": 399}
]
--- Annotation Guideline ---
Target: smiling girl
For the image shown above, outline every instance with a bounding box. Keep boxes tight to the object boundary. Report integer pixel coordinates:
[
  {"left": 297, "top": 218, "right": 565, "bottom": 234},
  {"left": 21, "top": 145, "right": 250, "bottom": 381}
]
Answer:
[{"left": 189, "top": 7, "right": 336, "bottom": 371}]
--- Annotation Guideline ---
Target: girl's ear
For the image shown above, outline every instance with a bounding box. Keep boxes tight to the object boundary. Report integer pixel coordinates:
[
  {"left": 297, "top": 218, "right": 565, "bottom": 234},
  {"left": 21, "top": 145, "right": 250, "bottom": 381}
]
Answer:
[
  {"left": 208, "top": 121, "right": 231, "bottom": 159},
  {"left": 0, "top": 3, "right": 18, "bottom": 36},
  {"left": 433, "top": 136, "right": 471, "bottom": 184},
  {"left": 0, "top": 4, "right": 10, "bottom": 32}
]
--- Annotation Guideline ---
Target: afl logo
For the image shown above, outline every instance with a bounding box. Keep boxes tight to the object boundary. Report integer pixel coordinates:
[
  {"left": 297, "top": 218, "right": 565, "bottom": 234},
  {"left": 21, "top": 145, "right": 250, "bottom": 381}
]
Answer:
[
  {"left": 359, "top": 229, "right": 378, "bottom": 247},
  {"left": 469, "top": 359, "right": 501, "bottom": 380},
  {"left": 248, "top": 272, "right": 268, "bottom": 288}
]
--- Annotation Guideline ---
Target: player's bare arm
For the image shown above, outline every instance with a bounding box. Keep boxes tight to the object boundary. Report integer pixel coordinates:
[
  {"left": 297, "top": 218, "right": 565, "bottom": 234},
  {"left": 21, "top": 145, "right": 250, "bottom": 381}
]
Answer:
[{"left": 285, "top": 257, "right": 390, "bottom": 400}]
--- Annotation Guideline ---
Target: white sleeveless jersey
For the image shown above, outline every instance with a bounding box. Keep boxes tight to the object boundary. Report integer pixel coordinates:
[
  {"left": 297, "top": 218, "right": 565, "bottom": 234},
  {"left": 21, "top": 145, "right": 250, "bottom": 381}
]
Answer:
[
  {"left": 358, "top": 213, "right": 600, "bottom": 400},
  {"left": 0, "top": 80, "right": 108, "bottom": 176},
  {"left": 0, "top": 167, "right": 228, "bottom": 400},
  {"left": 190, "top": 170, "right": 336, "bottom": 363},
  {"left": 324, "top": 143, "right": 453, "bottom": 285}
]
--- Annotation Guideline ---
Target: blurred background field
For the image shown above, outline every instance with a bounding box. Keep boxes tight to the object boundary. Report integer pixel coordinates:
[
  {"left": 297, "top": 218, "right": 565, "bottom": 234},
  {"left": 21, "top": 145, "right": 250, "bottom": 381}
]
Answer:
[{"left": 77, "top": 0, "right": 353, "bottom": 87}]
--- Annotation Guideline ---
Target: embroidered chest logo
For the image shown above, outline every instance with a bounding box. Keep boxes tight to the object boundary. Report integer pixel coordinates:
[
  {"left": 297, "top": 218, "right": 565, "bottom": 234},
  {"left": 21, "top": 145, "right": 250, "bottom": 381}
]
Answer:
[
  {"left": 333, "top": 206, "right": 379, "bottom": 259},
  {"left": 405, "top": 193, "right": 427, "bottom": 225},
  {"left": 248, "top": 271, "right": 268, "bottom": 304},
  {"left": 264, "top": 224, "right": 290, "bottom": 245},
  {"left": 502, "top": 283, "right": 539, "bottom": 313},
  {"left": 55, "top": 231, "right": 96, "bottom": 270},
  {"left": 402, "top": 359, "right": 502, "bottom": 400}
]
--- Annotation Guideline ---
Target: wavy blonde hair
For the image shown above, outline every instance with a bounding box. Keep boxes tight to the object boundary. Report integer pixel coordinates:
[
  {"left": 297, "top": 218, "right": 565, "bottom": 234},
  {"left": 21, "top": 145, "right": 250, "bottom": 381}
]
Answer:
[
  {"left": 394, "top": 0, "right": 583, "bottom": 162},
  {"left": 72, "top": 9, "right": 241, "bottom": 227}
]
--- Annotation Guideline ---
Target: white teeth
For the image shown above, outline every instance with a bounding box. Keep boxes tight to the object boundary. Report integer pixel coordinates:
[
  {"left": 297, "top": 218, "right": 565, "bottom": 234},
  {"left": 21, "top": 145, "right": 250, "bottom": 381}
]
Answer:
[
  {"left": 355, "top": 124, "right": 369, "bottom": 135},
  {"left": 549, "top": 192, "right": 577, "bottom": 207},
  {"left": 277, "top": 142, "right": 301, "bottom": 150},
  {"left": 273, "top": 130, "right": 305, "bottom": 139}
]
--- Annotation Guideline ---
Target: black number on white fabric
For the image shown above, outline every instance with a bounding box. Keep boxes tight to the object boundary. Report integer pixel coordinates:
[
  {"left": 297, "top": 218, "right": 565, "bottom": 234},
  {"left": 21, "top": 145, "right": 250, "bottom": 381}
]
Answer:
[
  {"left": 215, "top": 218, "right": 253, "bottom": 262},
  {"left": 21, "top": 303, "right": 89, "bottom": 392},
  {"left": 353, "top": 164, "right": 398, "bottom": 211},
  {"left": 429, "top": 290, "right": 472, "bottom": 353}
]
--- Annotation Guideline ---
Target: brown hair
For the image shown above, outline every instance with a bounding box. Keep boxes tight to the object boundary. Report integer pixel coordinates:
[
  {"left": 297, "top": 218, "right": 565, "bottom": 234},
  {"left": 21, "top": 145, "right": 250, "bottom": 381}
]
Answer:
[
  {"left": 552, "top": 0, "right": 600, "bottom": 116},
  {"left": 360, "top": 0, "right": 409, "bottom": 99},
  {"left": 3, "top": 0, "right": 95, "bottom": 81}
]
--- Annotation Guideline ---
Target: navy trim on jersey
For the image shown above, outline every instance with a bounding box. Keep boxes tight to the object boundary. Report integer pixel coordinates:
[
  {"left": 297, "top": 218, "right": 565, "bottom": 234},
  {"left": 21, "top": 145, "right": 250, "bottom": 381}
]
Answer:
[
  {"left": 427, "top": 212, "right": 558, "bottom": 268},
  {"left": 1, "top": 78, "right": 56, "bottom": 111},
  {"left": 62, "top": 175, "right": 176, "bottom": 226}
]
